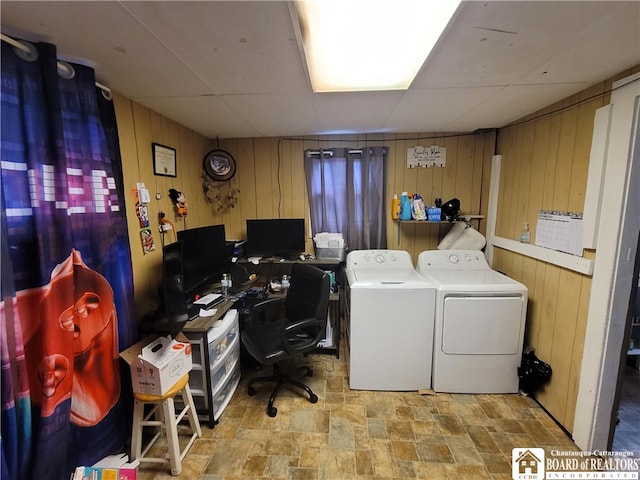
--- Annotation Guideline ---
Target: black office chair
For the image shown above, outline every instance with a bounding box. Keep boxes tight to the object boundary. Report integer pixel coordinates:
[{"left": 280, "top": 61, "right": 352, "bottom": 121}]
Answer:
[{"left": 240, "top": 263, "right": 330, "bottom": 417}]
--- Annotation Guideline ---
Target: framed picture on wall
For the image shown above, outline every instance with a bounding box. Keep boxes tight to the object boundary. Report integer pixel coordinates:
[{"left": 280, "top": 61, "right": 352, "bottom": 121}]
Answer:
[{"left": 152, "top": 143, "right": 177, "bottom": 177}]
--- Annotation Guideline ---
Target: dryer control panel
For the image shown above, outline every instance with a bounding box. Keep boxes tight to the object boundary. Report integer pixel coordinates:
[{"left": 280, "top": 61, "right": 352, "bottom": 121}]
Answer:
[
  {"left": 417, "top": 250, "right": 490, "bottom": 271},
  {"left": 346, "top": 249, "right": 413, "bottom": 270}
]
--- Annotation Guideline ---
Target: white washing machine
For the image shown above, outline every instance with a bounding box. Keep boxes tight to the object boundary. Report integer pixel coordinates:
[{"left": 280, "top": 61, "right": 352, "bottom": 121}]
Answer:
[
  {"left": 417, "top": 250, "right": 527, "bottom": 394},
  {"left": 345, "top": 250, "right": 435, "bottom": 391}
]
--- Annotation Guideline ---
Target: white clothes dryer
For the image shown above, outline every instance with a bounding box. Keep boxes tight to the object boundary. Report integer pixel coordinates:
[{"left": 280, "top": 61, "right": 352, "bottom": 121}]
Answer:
[
  {"left": 417, "top": 250, "right": 527, "bottom": 394},
  {"left": 345, "top": 250, "right": 435, "bottom": 391}
]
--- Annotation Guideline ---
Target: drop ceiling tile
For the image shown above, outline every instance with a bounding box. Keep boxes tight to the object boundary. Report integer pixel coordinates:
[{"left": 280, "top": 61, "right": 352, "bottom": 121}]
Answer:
[
  {"left": 413, "top": 1, "right": 622, "bottom": 89},
  {"left": 385, "top": 87, "right": 503, "bottom": 133},
  {"left": 449, "top": 83, "right": 594, "bottom": 131},
  {"left": 136, "top": 95, "right": 261, "bottom": 139},
  {"left": 1, "top": 1, "right": 215, "bottom": 97},
  {"left": 223, "top": 93, "right": 317, "bottom": 137},
  {"left": 312, "top": 91, "right": 404, "bottom": 135},
  {"left": 122, "top": 1, "right": 309, "bottom": 95}
]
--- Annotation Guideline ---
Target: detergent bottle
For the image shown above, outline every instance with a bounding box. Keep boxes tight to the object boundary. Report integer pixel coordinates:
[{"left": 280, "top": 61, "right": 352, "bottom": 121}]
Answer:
[
  {"left": 391, "top": 194, "right": 400, "bottom": 220},
  {"left": 412, "top": 193, "right": 427, "bottom": 220},
  {"left": 400, "top": 192, "right": 412, "bottom": 220}
]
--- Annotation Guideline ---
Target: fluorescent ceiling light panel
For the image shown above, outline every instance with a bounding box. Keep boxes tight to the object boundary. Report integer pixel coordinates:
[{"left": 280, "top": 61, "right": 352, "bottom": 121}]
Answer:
[{"left": 293, "top": 0, "right": 461, "bottom": 92}]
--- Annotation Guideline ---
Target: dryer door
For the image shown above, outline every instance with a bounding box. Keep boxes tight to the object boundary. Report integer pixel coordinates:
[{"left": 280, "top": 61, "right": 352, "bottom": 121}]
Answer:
[{"left": 441, "top": 296, "right": 524, "bottom": 355}]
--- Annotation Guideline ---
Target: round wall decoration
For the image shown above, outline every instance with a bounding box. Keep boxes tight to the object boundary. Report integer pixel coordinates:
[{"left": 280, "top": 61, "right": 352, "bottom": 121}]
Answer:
[{"left": 203, "top": 149, "right": 237, "bottom": 182}]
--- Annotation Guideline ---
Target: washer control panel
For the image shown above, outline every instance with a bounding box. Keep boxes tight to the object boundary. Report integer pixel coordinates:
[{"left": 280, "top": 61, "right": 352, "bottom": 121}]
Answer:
[
  {"left": 347, "top": 249, "right": 413, "bottom": 270},
  {"left": 417, "top": 250, "right": 490, "bottom": 271}
]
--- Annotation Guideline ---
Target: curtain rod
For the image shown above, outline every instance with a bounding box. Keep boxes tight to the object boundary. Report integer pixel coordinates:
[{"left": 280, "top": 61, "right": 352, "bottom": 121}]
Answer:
[
  {"left": 306, "top": 149, "right": 363, "bottom": 156},
  {"left": 1, "top": 33, "right": 111, "bottom": 95}
]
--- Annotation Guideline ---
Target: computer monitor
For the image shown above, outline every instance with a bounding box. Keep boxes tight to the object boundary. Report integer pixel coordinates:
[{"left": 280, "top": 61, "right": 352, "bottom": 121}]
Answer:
[
  {"left": 159, "top": 240, "right": 189, "bottom": 338},
  {"left": 177, "top": 224, "right": 231, "bottom": 297},
  {"left": 246, "top": 218, "right": 306, "bottom": 258}
]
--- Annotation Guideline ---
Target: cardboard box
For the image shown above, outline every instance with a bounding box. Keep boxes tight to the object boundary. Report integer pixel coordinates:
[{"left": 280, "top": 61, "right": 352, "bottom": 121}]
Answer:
[
  {"left": 120, "top": 334, "right": 192, "bottom": 396},
  {"left": 71, "top": 466, "right": 136, "bottom": 480}
]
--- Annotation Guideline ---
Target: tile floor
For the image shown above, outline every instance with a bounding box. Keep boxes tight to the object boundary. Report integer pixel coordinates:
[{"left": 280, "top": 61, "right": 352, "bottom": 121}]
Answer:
[{"left": 136, "top": 351, "right": 583, "bottom": 480}]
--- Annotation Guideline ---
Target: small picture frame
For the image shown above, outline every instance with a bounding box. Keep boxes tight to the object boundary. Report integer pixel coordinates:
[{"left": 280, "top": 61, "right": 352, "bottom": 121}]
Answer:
[{"left": 152, "top": 143, "right": 176, "bottom": 177}]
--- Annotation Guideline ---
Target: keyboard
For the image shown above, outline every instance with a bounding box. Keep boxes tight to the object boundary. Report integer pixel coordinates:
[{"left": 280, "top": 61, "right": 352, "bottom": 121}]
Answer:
[{"left": 188, "top": 293, "right": 224, "bottom": 319}]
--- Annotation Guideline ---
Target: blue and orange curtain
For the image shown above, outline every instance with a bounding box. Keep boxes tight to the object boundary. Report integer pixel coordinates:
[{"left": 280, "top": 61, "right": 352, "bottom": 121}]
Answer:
[{"left": 1, "top": 40, "right": 136, "bottom": 480}]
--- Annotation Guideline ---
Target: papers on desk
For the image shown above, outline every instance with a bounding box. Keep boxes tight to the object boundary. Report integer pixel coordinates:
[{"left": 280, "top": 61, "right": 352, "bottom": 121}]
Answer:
[
  {"left": 248, "top": 256, "right": 262, "bottom": 265},
  {"left": 313, "top": 232, "right": 344, "bottom": 249},
  {"left": 198, "top": 308, "right": 218, "bottom": 317},
  {"left": 193, "top": 293, "right": 222, "bottom": 305}
]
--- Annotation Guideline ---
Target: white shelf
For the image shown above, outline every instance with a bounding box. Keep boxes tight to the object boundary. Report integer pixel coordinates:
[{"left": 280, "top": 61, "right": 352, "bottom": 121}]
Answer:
[{"left": 490, "top": 236, "right": 594, "bottom": 276}]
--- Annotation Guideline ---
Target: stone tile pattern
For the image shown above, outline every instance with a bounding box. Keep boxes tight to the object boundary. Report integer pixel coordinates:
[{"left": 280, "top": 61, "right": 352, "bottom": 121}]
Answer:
[{"left": 136, "top": 353, "right": 580, "bottom": 480}]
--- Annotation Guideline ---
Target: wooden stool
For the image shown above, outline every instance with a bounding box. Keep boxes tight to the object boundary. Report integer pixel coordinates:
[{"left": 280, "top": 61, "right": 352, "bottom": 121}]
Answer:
[{"left": 130, "top": 374, "right": 202, "bottom": 476}]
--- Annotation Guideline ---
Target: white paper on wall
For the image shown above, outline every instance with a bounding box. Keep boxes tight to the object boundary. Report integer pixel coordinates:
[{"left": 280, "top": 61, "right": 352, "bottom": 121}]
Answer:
[
  {"left": 407, "top": 145, "right": 446, "bottom": 168},
  {"left": 535, "top": 211, "right": 584, "bottom": 256}
]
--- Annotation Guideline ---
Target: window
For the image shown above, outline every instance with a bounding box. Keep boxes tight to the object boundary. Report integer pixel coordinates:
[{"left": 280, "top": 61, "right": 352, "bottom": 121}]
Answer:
[{"left": 304, "top": 147, "right": 387, "bottom": 250}]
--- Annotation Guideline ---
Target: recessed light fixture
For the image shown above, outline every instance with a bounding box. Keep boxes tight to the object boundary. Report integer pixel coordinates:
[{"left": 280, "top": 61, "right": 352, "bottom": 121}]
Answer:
[{"left": 291, "top": 0, "right": 461, "bottom": 93}]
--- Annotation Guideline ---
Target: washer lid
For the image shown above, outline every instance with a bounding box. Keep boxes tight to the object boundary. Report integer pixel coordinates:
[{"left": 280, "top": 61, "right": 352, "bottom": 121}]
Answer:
[
  {"left": 347, "top": 268, "right": 434, "bottom": 288},
  {"left": 423, "top": 268, "right": 527, "bottom": 292}
]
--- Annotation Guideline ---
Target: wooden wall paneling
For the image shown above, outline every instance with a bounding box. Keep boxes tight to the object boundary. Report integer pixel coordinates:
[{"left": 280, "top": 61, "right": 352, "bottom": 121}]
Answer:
[
  {"left": 506, "top": 126, "right": 535, "bottom": 279},
  {"left": 564, "top": 276, "right": 593, "bottom": 432},
  {"left": 470, "top": 134, "right": 485, "bottom": 216},
  {"left": 527, "top": 116, "right": 551, "bottom": 243},
  {"left": 529, "top": 260, "right": 549, "bottom": 351},
  {"left": 428, "top": 135, "right": 448, "bottom": 252},
  {"left": 254, "top": 137, "right": 274, "bottom": 218},
  {"left": 179, "top": 128, "right": 204, "bottom": 227},
  {"left": 231, "top": 137, "right": 257, "bottom": 239},
  {"left": 415, "top": 134, "right": 434, "bottom": 203},
  {"left": 546, "top": 269, "right": 582, "bottom": 426},
  {"left": 114, "top": 95, "right": 152, "bottom": 319},
  {"left": 431, "top": 135, "right": 446, "bottom": 202},
  {"left": 454, "top": 134, "right": 474, "bottom": 215},
  {"left": 286, "top": 138, "right": 311, "bottom": 250},
  {"left": 516, "top": 121, "right": 535, "bottom": 236},
  {"left": 508, "top": 126, "right": 526, "bottom": 239},
  {"left": 288, "top": 138, "right": 306, "bottom": 220},
  {"left": 541, "top": 112, "right": 562, "bottom": 214},
  {"left": 386, "top": 133, "right": 401, "bottom": 248},
  {"left": 552, "top": 107, "right": 579, "bottom": 212},
  {"left": 478, "top": 132, "right": 494, "bottom": 233},
  {"left": 495, "top": 126, "right": 516, "bottom": 239},
  {"left": 400, "top": 134, "right": 418, "bottom": 254},
  {"left": 413, "top": 134, "right": 435, "bottom": 254},
  {"left": 276, "top": 138, "right": 291, "bottom": 218},
  {"left": 533, "top": 264, "right": 561, "bottom": 405},
  {"left": 520, "top": 257, "right": 541, "bottom": 347},
  {"left": 130, "top": 101, "right": 161, "bottom": 316},
  {"left": 568, "top": 90, "right": 605, "bottom": 213},
  {"left": 441, "top": 135, "right": 458, "bottom": 203}
]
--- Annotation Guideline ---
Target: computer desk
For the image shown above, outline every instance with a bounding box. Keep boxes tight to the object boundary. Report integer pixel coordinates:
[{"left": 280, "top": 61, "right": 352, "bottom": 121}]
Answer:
[
  {"left": 235, "top": 257, "right": 343, "bottom": 359},
  {"left": 180, "top": 266, "right": 341, "bottom": 427}
]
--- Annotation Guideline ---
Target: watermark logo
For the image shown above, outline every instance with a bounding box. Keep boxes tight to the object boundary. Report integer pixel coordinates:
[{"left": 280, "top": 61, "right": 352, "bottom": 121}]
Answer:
[
  {"left": 513, "top": 448, "right": 639, "bottom": 479},
  {"left": 512, "top": 448, "right": 545, "bottom": 480}
]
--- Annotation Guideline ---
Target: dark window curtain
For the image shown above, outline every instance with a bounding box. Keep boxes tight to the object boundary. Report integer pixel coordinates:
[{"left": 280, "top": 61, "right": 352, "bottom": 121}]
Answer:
[
  {"left": 1, "top": 40, "right": 135, "bottom": 480},
  {"left": 304, "top": 146, "right": 387, "bottom": 250}
]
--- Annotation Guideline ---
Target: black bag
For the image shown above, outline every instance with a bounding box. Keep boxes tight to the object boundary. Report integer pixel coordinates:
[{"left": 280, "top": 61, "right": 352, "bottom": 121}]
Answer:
[{"left": 518, "top": 351, "right": 552, "bottom": 395}]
